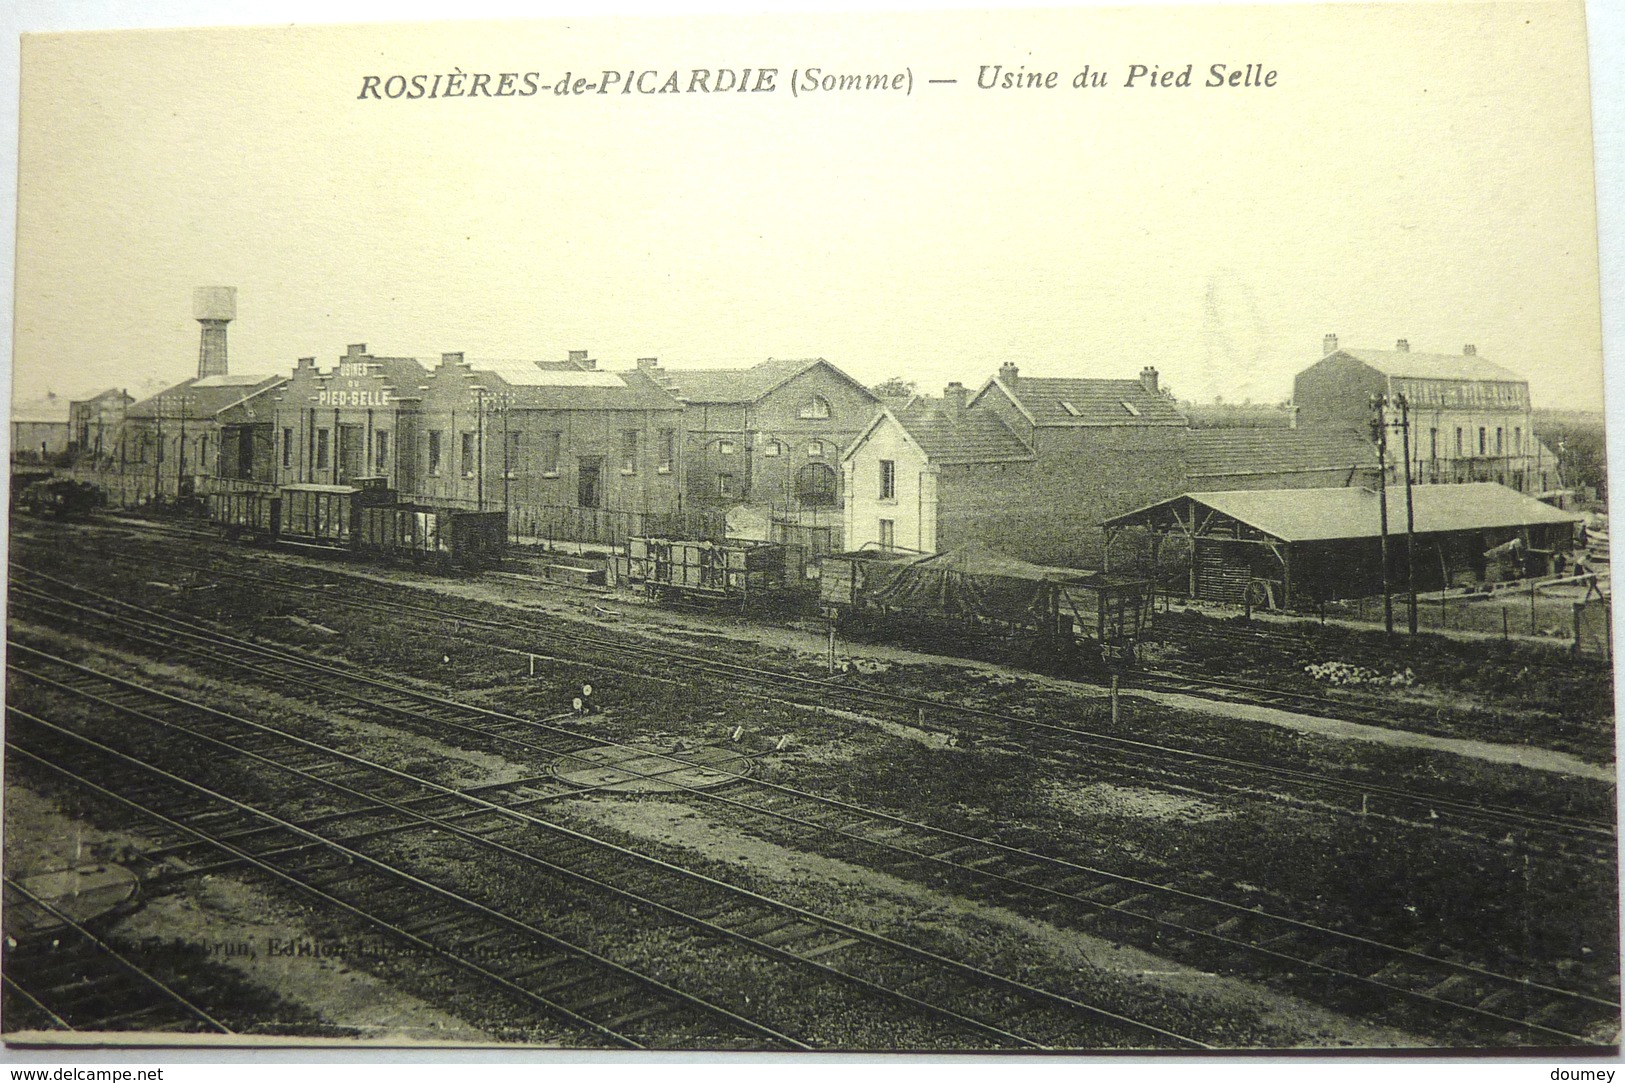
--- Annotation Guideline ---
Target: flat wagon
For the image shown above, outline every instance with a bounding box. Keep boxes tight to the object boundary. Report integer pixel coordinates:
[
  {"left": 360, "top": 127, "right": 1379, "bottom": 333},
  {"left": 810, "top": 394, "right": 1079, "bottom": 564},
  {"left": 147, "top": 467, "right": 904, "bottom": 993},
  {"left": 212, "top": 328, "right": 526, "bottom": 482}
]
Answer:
[
  {"left": 356, "top": 504, "right": 507, "bottom": 573},
  {"left": 619, "top": 536, "right": 797, "bottom": 607}
]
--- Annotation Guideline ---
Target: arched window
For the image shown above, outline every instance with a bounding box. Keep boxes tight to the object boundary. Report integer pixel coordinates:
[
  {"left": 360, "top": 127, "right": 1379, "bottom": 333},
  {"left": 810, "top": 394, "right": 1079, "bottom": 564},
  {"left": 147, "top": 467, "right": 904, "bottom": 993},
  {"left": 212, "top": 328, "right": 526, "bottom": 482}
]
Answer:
[
  {"left": 796, "top": 462, "right": 838, "bottom": 506},
  {"left": 806, "top": 440, "right": 828, "bottom": 458},
  {"left": 763, "top": 440, "right": 783, "bottom": 457},
  {"left": 799, "top": 397, "right": 832, "bottom": 420}
]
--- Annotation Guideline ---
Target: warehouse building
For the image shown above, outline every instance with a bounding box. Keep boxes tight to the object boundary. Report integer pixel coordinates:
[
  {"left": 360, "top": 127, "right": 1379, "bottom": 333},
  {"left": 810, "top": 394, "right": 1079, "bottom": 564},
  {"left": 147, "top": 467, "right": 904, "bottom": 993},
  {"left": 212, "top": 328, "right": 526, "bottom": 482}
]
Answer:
[{"left": 1101, "top": 482, "right": 1581, "bottom": 609}]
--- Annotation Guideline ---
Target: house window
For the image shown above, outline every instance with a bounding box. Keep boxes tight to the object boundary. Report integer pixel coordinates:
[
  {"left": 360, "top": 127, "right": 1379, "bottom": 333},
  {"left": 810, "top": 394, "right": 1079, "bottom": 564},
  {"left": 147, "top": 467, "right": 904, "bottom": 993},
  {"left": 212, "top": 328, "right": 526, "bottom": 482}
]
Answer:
[
  {"left": 375, "top": 430, "right": 390, "bottom": 473},
  {"left": 282, "top": 427, "right": 293, "bottom": 469},
  {"left": 879, "top": 518, "right": 895, "bottom": 549},
  {"left": 799, "top": 397, "right": 831, "bottom": 420},
  {"left": 461, "top": 432, "right": 476, "bottom": 477},
  {"left": 541, "top": 432, "right": 561, "bottom": 474},
  {"left": 428, "top": 430, "right": 443, "bottom": 475},
  {"left": 622, "top": 429, "right": 639, "bottom": 474},
  {"left": 315, "top": 429, "right": 330, "bottom": 470},
  {"left": 763, "top": 440, "right": 782, "bottom": 457},
  {"left": 717, "top": 439, "right": 737, "bottom": 455},
  {"left": 879, "top": 459, "right": 896, "bottom": 501},
  {"left": 1478, "top": 427, "right": 1487, "bottom": 455},
  {"left": 807, "top": 441, "right": 826, "bottom": 458},
  {"left": 505, "top": 431, "right": 521, "bottom": 477},
  {"left": 659, "top": 428, "right": 676, "bottom": 472}
]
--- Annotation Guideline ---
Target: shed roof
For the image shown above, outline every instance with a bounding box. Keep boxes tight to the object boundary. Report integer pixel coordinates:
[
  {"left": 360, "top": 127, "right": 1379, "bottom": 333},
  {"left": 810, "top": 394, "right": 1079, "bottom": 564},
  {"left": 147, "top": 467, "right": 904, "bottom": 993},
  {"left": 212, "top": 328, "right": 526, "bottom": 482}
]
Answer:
[
  {"left": 1185, "top": 429, "right": 1380, "bottom": 479},
  {"left": 467, "top": 358, "right": 623, "bottom": 387},
  {"left": 127, "top": 374, "right": 287, "bottom": 420},
  {"left": 652, "top": 357, "right": 875, "bottom": 405},
  {"left": 1335, "top": 348, "right": 1524, "bottom": 384},
  {"left": 1105, "top": 483, "right": 1579, "bottom": 543},
  {"left": 982, "top": 376, "right": 1186, "bottom": 427}
]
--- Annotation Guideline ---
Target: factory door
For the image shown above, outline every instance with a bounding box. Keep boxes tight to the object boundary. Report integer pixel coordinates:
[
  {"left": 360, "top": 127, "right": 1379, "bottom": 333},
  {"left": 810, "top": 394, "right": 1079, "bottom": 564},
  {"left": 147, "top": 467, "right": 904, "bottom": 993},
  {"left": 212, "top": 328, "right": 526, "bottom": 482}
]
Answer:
[
  {"left": 337, "top": 425, "right": 364, "bottom": 483},
  {"left": 578, "top": 456, "right": 603, "bottom": 509}
]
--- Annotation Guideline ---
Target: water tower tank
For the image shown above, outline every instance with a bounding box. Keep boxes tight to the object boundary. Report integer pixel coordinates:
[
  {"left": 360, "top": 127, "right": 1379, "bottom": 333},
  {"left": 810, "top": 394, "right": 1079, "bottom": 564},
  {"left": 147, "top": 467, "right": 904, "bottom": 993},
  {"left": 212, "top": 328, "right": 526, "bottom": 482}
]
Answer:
[{"left": 193, "top": 287, "right": 237, "bottom": 322}]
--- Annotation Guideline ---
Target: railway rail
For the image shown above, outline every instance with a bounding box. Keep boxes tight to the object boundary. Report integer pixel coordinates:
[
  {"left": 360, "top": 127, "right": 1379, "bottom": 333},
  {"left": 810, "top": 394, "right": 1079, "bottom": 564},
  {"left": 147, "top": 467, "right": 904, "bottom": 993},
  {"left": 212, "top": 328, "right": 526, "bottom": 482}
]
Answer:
[
  {"left": 7, "top": 644, "right": 1208, "bottom": 1049},
  {"left": 11, "top": 545, "right": 1612, "bottom": 851},
  {"left": 8, "top": 566, "right": 1618, "bottom": 1045}
]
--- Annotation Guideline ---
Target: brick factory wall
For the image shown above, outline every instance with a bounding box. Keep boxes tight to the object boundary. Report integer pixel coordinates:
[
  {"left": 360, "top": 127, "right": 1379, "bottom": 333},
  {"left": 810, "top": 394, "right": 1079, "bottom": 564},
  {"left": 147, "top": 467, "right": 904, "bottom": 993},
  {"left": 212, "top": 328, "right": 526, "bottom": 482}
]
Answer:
[{"left": 1293, "top": 354, "right": 1385, "bottom": 431}]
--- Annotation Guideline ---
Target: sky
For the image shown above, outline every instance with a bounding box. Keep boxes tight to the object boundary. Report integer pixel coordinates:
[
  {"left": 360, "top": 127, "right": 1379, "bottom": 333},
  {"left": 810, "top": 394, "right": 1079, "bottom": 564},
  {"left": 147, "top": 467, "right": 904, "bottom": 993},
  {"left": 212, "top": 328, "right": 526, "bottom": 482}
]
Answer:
[{"left": 7, "top": 1, "right": 1609, "bottom": 411}]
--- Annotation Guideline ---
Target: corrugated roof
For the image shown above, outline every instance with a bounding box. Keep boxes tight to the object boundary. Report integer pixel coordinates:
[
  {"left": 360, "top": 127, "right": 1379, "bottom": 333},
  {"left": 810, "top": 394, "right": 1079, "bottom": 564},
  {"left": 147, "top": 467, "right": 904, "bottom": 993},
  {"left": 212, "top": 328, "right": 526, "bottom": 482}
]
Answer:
[
  {"left": 468, "top": 359, "right": 624, "bottom": 387},
  {"left": 1339, "top": 348, "right": 1524, "bottom": 384},
  {"left": 1109, "top": 483, "right": 1579, "bottom": 543},
  {"left": 1186, "top": 429, "right": 1380, "bottom": 478},
  {"left": 127, "top": 375, "right": 287, "bottom": 419},
  {"left": 893, "top": 400, "right": 1033, "bottom": 464},
  {"left": 995, "top": 377, "right": 1186, "bottom": 426}
]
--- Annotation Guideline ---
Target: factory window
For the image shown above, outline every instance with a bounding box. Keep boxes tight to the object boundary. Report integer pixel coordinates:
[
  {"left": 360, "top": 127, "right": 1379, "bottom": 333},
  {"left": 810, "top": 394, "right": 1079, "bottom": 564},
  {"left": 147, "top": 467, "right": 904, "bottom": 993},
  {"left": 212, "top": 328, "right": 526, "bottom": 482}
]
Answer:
[
  {"left": 315, "top": 429, "right": 330, "bottom": 470},
  {"left": 1429, "top": 428, "right": 1438, "bottom": 460},
  {"left": 796, "top": 463, "right": 837, "bottom": 507},
  {"left": 799, "top": 396, "right": 831, "bottom": 420},
  {"left": 282, "top": 427, "right": 293, "bottom": 469},
  {"left": 428, "top": 430, "right": 443, "bottom": 475},
  {"left": 717, "top": 472, "right": 735, "bottom": 498},
  {"left": 879, "top": 518, "right": 895, "bottom": 549},
  {"left": 763, "top": 440, "right": 783, "bottom": 457},
  {"left": 659, "top": 428, "right": 676, "bottom": 473},
  {"left": 622, "top": 429, "right": 639, "bottom": 474},
  {"left": 1455, "top": 427, "right": 1463, "bottom": 456},
  {"left": 541, "top": 431, "right": 561, "bottom": 475},
  {"left": 807, "top": 440, "right": 827, "bottom": 458},
  {"left": 879, "top": 459, "right": 896, "bottom": 501},
  {"left": 1514, "top": 427, "right": 1523, "bottom": 454},
  {"left": 717, "top": 439, "right": 737, "bottom": 455},
  {"left": 505, "top": 432, "right": 521, "bottom": 478},
  {"left": 375, "top": 430, "right": 390, "bottom": 473},
  {"left": 1478, "top": 427, "right": 1487, "bottom": 455},
  {"left": 461, "top": 432, "right": 476, "bottom": 477}
]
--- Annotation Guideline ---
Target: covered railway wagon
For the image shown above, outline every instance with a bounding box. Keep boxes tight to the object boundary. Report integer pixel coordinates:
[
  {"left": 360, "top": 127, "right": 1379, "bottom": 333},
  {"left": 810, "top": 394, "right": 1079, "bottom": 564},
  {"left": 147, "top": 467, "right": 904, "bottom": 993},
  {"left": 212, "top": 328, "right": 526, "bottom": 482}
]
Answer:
[
  {"left": 819, "top": 543, "right": 1154, "bottom": 670},
  {"left": 357, "top": 505, "right": 508, "bottom": 573},
  {"left": 617, "top": 537, "right": 799, "bottom": 606},
  {"left": 277, "top": 479, "right": 398, "bottom": 548}
]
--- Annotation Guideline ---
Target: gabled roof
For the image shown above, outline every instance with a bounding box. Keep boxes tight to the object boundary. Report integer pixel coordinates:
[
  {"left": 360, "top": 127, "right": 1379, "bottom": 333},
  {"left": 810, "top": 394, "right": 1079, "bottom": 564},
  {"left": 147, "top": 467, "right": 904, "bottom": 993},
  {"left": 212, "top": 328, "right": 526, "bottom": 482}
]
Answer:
[
  {"left": 890, "top": 399, "right": 1033, "bottom": 464},
  {"left": 126, "top": 374, "right": 287, "bottom": 420},
  {"left": 1186, "top": 429, "right": 1380, "bottom": 479},
  {"left": 1105, "top": 483, "right": 1579, "bottom": 543},
  {"left": 978, "top": 376, "right": 1186, "bottom": 427},
  {"left": 1333, "top": 348, "right": 1524, "bottom": 384},
  {"left": 651, "top": 357, "right": 876, "bottom": 406}
]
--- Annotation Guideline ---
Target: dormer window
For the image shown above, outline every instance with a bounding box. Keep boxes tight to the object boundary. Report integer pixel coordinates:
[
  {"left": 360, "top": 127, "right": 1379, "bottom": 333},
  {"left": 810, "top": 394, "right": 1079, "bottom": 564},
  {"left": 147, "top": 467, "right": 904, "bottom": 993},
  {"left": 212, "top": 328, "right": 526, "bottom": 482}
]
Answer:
[
  {"left": 799, "top": 397, "right": 832, "bottom": 420},
  {"left": 1120, "top": 401, "right": 1141, "bottom": 417}
]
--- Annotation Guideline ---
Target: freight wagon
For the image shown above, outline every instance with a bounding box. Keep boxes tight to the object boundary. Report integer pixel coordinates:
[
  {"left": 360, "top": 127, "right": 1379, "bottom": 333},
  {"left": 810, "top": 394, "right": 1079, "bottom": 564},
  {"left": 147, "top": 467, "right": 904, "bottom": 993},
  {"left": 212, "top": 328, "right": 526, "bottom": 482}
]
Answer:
[
  {"left": 277, "top": 479, "right": 398, "bottom": 549},
  {"left": 207, "top": 488, "right": 280, "bottom": 542},
  {"left": 617, "top": 536, "right": 800, "bottom": 607},
  {"left": 357, "top": 505, "right": 508, "bottom": 573},
  {"left": 14, "top": 477, "right": 105, "bottom": 520},
  {"left": 819, "top": 543, "right": 1155, "bottom": 670}
]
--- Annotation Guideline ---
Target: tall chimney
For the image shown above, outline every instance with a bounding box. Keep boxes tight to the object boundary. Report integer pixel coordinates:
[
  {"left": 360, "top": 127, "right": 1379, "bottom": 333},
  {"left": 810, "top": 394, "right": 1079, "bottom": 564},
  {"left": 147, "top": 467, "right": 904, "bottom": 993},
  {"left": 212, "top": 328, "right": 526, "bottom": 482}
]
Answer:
[
  {"left": 1396, "top": 338, "right": 1410, "bottom": 352},
  {"left": 943, "top": 381, "right": 968, "bottom": 416},
  {"left": 568, "top": 349, "right": 596, "bottom": 370},
  {"left": 1323, "top": 333, "right": 1338, "bottom": 356},
  {"left": 1463, "top": 344, "right": 1476, "bottom": 356},
  {"left": 1139, "top": 366, "right": 1159, "bottom": 394},
  {"left": 998, "top": 362, "right": 1020, "bottom": 385},
  {"left": 441, "top": 351, "right": 464, "bottom": 366},
  {"left": 192, "top": 287, "right": 236, "bottom": 378}
]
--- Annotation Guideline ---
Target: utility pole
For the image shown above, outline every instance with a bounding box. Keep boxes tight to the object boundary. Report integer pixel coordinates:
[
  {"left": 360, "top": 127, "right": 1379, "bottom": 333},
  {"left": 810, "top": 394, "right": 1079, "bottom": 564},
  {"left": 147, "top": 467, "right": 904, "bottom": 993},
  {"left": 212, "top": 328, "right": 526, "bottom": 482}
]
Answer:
[
  {"left": 1371, "top": 394, "right": 1394, "bottom": 635},
  {"left": 471, "top": 384, "right": 487, "bottom": 511},
  {"left": 1398, "top": 394, "right": 1418, "bottom": 634}
]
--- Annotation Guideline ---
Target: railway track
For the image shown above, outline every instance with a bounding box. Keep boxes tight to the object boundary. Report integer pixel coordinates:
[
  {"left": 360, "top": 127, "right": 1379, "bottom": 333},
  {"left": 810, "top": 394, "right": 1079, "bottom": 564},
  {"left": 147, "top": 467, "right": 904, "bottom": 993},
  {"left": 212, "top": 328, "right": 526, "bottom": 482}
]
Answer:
[
  {"left": 7, "top": 644, "right": 1210, "bottom": 1049},
  {"left": 12, "top": 547, "right": 1611, "bottom": 851},
  {"left": 8, "top": 570, "right": 1618, "bottom": 1045}
]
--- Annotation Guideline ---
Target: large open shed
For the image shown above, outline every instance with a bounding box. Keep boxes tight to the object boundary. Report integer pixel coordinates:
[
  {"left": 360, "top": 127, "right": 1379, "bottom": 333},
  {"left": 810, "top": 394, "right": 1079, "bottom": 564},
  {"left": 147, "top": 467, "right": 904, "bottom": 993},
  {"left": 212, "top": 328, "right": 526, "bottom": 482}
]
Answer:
[{"left": 1102, "top": 483, "right": 1582, "bottom": 609}]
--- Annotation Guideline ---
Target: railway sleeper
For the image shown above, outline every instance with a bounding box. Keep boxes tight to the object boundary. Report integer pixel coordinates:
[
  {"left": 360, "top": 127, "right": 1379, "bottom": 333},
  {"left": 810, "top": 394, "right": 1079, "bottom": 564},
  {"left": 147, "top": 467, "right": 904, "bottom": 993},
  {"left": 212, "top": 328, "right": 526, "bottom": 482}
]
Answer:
[{"left": 794, "top": 936, "right": 862, "bottom": 961}]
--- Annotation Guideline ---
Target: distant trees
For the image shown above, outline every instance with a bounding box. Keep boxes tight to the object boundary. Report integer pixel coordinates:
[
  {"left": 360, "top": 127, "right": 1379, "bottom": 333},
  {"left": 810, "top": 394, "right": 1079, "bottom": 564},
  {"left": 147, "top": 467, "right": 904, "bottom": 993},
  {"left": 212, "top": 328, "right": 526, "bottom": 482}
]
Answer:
[
  {"left": 1533, "top": 411, "right": 1608, "bottom": 499},
  {"left": 870, "top": 376, "right": 917, "bottom": 399}
]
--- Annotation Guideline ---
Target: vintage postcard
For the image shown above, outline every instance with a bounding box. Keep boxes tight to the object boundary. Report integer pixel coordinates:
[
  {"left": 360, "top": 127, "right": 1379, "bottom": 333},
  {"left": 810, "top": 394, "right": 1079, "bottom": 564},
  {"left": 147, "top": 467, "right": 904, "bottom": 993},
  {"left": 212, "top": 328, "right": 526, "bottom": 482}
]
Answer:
[{"left": 2, "top": 1, "right": 1616, "bottom": 1055}]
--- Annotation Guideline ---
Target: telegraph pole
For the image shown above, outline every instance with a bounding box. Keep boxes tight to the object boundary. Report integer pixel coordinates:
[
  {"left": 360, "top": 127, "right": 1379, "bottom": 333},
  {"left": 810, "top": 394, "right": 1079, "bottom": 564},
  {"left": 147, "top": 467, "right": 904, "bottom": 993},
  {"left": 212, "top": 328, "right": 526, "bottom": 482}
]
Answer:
[
  {"left": 1398, "top": 395, "right": 1418, "bottom": 634},
  {"left": 1371, "top": 394, "right": 1394, "bottom": 635}
]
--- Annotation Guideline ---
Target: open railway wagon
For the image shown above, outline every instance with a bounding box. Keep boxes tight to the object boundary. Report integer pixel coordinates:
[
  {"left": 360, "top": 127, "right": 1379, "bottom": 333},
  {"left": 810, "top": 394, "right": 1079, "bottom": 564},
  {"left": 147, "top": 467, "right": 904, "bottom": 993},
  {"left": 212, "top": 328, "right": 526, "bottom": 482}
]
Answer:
[
  {"left": 277, "top": 478, "right": 398, "bottom": 550},
  {"left": 819, "top": 542, "right": 1155, "bottom": 673},
  {"left": 207, "top": 488, "right": 281, "bottom": 542},
  {"left": 617, "top": 536, "right": 800, "bottom": 607},
  {"left": 356, "top": 504, "right": 508, "bottom": 573},
  {"left": 14, "top": 477, "right": 105, "bottom": 520}
]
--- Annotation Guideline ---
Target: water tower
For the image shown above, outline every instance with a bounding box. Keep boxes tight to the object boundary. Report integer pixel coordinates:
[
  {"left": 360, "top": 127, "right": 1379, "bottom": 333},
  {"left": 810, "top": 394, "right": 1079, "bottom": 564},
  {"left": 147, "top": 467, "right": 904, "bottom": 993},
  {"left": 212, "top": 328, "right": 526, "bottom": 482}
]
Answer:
[{"left": 193, "top": 286, "right": 236, "bottom": 378}]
